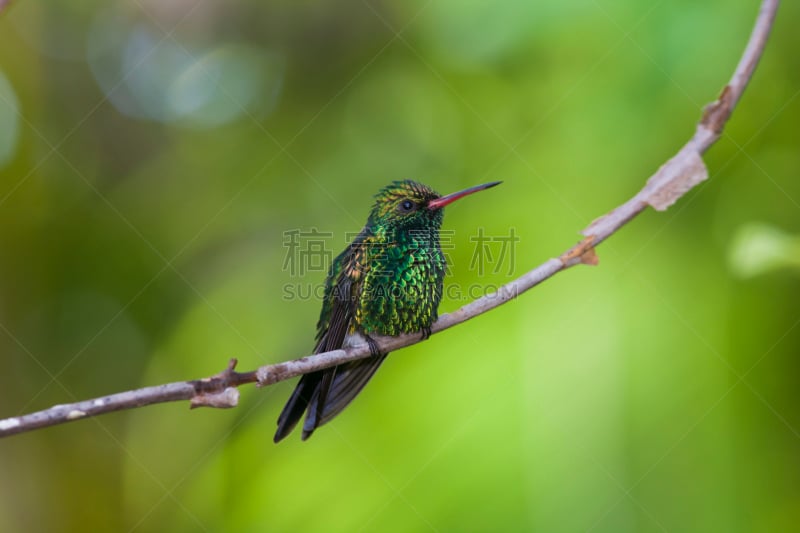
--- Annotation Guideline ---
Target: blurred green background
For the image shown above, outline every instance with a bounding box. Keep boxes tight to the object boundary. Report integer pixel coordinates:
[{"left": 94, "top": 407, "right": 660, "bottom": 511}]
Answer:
[{"left": 1, "top": 1, "right": 798, "bottom": 531}]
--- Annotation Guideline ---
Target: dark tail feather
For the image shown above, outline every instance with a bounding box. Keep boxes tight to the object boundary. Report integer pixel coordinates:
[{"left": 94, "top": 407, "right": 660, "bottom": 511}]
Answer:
[
  {"left": 273, "top": 371, "right": 323, "bottom": 443},
  {"left": 301, "top": 353, "right": 389, "bottom": 440}
]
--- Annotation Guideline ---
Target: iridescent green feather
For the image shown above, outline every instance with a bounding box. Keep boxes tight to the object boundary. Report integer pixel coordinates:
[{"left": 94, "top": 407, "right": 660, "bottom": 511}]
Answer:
[
  {"left": 316, "top": 180, "right": 447, "bottom": 340},
  {"left": 356, "top": 225, "right": 445, "bottom": 336}
]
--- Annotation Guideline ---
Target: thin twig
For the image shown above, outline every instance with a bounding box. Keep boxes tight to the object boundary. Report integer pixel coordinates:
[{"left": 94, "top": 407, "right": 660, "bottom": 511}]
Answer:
[{"left": 0, "top": 0, "right": 779, "bottom": 438}]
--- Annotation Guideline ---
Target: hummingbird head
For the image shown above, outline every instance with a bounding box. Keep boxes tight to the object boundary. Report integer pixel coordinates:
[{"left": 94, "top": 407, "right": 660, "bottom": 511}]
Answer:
[{"left": 367, "top": 180, "right": 501, "bottom": 233}]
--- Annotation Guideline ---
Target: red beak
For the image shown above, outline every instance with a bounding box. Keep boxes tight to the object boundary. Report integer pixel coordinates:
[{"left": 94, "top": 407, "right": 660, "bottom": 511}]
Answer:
[{"left": 427, "top": 181, "right": 502, "bottom": 210}]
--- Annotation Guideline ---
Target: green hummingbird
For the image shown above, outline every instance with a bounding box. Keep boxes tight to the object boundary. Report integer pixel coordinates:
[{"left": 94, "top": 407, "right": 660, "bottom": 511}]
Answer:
[{"left": 274, "top": 179, "right": 501, "bottom": 442}]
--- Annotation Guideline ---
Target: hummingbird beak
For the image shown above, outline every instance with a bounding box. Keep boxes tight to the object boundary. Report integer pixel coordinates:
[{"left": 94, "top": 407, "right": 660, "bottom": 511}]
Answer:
[{"left": 427, "top": 181, "right": 502, "bottom": 210}]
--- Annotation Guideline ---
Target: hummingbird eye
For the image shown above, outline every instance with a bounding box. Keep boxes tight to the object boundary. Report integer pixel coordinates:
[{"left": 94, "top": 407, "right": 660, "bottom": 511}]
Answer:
[{"left": 398, "top": 199, "right": 416, "bottom": 213}]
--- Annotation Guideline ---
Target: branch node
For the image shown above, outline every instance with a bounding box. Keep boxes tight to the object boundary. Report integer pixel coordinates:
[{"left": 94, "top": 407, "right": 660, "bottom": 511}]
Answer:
[
  {"left": 701, "top": 85, "right": 734, "bottom": 133},
  {"left": 256, "top": 363, "right": 285, "bottom": 387},
  {"left": 580, "top": 247, "right": 600, "bottom": 266},
  {"left": 190, "top": 387, "right": 239, "bottom": 409},
  {"left": 196, "top": 358, "right": 240, "bottom": 388},
  {"left": 560, "top": 236, "right": 599, "bottom": 266}
]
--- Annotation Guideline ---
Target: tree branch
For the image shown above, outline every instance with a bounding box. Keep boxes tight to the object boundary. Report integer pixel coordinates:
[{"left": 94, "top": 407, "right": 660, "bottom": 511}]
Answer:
[{"left": 0, "top": 0, "right": 779, "bottom": 438}]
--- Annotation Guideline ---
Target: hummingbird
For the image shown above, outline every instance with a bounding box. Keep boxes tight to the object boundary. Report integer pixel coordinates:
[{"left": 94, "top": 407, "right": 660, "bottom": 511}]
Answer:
[{"left": 274, "top": 179, "right": 501, "bottom": 442}]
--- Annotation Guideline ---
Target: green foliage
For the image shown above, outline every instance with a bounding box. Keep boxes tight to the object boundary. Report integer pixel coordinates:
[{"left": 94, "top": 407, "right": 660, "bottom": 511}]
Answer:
[{"left": 1, "top": 1, "right": 798, "bottom": 531}]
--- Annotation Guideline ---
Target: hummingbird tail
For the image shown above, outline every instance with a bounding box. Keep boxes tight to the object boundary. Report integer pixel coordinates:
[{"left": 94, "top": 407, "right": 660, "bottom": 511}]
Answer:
[
  {"left": 274, "top": 353, "right": 389, "bottom": 442},
  {"left": 300, "top": 353, "right": 389, "bottom": 441},
  {"left": 273, "top": 372, "right": 322, "bottom": 443}
]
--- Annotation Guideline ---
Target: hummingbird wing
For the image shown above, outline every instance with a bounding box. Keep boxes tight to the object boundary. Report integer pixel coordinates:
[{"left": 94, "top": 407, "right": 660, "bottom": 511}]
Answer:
[
  {"left": 274, "top": 240, "right": 363, "bottom": 442},
  {"left": 275, "top": 228, "right": 394, "bottom": 442},
  {"left": 307, "top": 276, "right": 354, "bottom": 426},
  {"left": 273, "top": 286, "right": 353, "bottom": 441}
]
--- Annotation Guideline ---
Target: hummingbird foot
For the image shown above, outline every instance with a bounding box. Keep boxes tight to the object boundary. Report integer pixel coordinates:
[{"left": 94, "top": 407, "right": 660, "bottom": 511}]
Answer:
[
  {"left": 420, "top": 327, "right": 432, "bottom": 341},
  {"left": 364, "top": 334, "right": 382, "bottom": 357}
]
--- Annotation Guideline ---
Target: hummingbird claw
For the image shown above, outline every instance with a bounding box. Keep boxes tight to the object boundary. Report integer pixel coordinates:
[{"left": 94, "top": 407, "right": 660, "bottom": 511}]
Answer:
[
  {"left": 420, "top": 327, "right": 432, "bottom": 341},
  {"left": 364, "top": 334, "right": 382, "bottom": 357}
]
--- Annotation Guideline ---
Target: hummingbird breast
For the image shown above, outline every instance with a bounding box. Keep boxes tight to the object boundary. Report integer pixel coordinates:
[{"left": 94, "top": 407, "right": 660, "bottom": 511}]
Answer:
[{"left": 354, "top": 227, "right": 446, "bottom": 337}]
